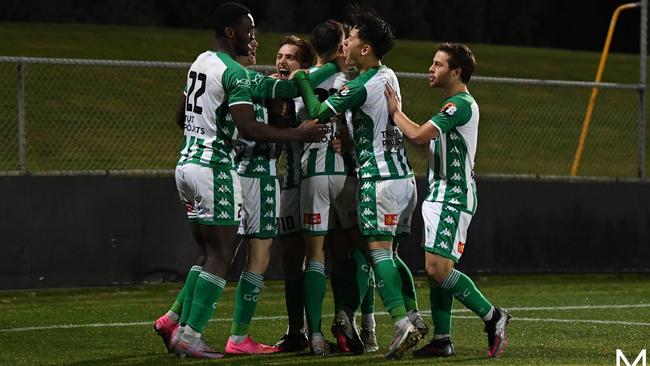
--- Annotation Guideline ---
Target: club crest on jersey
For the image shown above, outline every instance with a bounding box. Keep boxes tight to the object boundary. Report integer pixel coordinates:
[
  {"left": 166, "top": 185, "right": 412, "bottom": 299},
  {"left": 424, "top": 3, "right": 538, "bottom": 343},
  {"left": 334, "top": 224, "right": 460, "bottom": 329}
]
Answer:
[
  {"left": 304, "top": 213, "right": 321, "bottom": 225},
  {"left": 384, "top": 213, "right": 398, "bottom": 225},
  {"left": 440, "top": 102, "right": 457, "bottom": 116},
  {"left": 458, "top": 241, "right": 465, "bottom": 254}
]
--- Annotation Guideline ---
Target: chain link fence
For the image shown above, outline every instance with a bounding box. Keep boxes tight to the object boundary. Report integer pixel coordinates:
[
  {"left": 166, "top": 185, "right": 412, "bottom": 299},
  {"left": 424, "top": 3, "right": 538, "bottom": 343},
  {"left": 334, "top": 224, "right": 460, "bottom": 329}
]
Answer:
[{"left": 0, "top": 57, "right": 645, "bottom": 178}]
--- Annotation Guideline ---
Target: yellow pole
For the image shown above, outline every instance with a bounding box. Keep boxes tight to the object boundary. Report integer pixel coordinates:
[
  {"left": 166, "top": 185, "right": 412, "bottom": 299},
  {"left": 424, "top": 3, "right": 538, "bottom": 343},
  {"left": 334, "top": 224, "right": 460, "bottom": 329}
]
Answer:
[{"left": 571, "top": 2, "right": 640, "bottom": 176}]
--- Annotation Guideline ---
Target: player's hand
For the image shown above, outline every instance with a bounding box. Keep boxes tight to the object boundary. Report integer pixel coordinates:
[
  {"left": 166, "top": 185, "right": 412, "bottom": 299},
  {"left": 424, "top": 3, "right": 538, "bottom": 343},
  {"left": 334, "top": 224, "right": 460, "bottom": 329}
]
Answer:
[
  {"left": 297, "top": 119, "right": 328, "bottom": 142},
  {"left": 384, "top": 83, "right": 400, "bottom": 116},
  {"left": 288, "top": 68, "right": 309, "bottom": 80}
]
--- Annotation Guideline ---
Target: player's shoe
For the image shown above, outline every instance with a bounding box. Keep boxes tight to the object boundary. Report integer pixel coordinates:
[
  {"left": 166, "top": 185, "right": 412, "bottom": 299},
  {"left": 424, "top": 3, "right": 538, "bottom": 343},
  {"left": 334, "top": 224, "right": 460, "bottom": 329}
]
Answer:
[
  {"left": 331, "top": 310, "right": 364, "bottom": 355},
  {"left": 413, "top": 337, "right": 455, "bottom": 357},
  {"left": 169, "top": 325, "right": 183, "bottom": 351},
  {"left": 274, "top": 331, "right": 309, "bottom": 352},
  {"left": 153, "top": 314, "right": 177, "bottom": 353},
  {"left": 384, "top": 318, "right": 421, "bottom": 359},
  {"left": 225, "top": 335, "right": 279, "bottom": 355},
  {"left": 360, "top": 327, "right": 379, "bottom": 353},
  {"left": 408, "top": 310, "right": 429, "bottom": 338},
  {"left": 309, "top": 334, "right": 332, "bottom": 356},
  {"left": 484, "top": 307, "right": 511, "bottom": 358},
  {"left": 173, "top": 337, "right": 224, "bottom": 359}
]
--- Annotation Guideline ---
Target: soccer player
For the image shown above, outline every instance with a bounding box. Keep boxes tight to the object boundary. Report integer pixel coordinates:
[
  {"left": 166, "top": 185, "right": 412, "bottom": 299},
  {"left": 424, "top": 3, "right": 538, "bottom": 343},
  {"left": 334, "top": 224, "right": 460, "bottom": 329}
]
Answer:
[
  {"left": 297, "top": 19, "right": 366, "bottom": 356},
  {"left": 153, "top": 2, "right": 326, "bottom": 359},
  {"left": 384, "top": 42, "right": 511, "bottom": 358},
  {"left": 226, "top": 35, "right": 340, "bottom": 355},
  {"left": 293, "top": 9, "right": 421, "bottom": 359},
  {"left": 272, "top": 35, "right": 317, "bottom": 353}
]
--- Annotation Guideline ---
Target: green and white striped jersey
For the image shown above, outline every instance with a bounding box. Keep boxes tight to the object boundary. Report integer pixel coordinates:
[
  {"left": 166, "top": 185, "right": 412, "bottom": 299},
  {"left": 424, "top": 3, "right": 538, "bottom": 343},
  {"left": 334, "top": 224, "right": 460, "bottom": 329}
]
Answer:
[
  {"left": 177, "top": 51, "right": 252, "bottom": 169},
  {"left": 426, "top": 92, "right": 479, "bottom": 214},
  {"left": 298, "top": 67, "right": 353, "bottom": 178},
  {"left": 235, "top": 69, "right": 279, "bottom": 178},
  {"left": 326, "top": 65, "right": 413, "bottom": 180}
]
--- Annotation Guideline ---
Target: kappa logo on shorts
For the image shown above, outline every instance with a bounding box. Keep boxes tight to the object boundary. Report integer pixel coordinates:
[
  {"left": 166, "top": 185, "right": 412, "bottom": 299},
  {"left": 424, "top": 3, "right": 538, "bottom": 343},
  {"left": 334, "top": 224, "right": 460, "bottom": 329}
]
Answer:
[
  {"left": 361, "top": 172, "right": 372, "bottom": 178},
  {"left": 450, "top": 146, "right": 461, "bottom": 154},
  {"left": 264, "top": 184, "right": 274, "bottom": 192},
  {"left": 446, "top": 206, "right": 458, "bottom": 212},
  {"left": 384, "top": 213, "right": 398, "bottom": 225},
  {"left": 458, "top": 241, "right": 465, "bottom": 254},
  {"left": 441, "top": 228, "right": 452, "bottom": 237},
  {"left": 264, "top": 224, "right": 275, "bottom": 231},
  {"left": 265, "top": 197, "right": 274, "bottom": 204},
  {"left": 217, "top": 172, "right": 230, "bottom": 179},
  {"left": 449, "top": 198, "right": 461, "bottom": 205},
  {"left": 253, "top": 165, "right": 267, "bottom": 173},
  {"left": 450, "top": 173, "right": 462, "bottom": 181},
  {"left": 264, "top": 210, "right": 274, "bottom": 218},
  {"left": 217, "top": 211, "right": 231, "bottom": 219},
  {"left": 451, "top": 159, "right": 461, "bottom": 167},
  {"left": 361, "top": 194, "right": 371, "bottom": 202},
  {"left": 436, "top": 241, "right": 449, "bottom": 249},
  {"left": 449, "top": 132, "right": 460, "bottom": 141},
  {"left": 361, "top": 181, "right": 372, "bottom": 190},
  {"left": 218, "top": 185, "right": 231, "bottom": 193},
  {"left": 304, "top": 213, "right": 321, "bottom": 225},
  {"left": 361, "top": 208, "right": 373, "bottom": 216},
  {"left": 451, "top": 186, "right": 463, "bottom": 194},
  {"left": 444, "top": 216, "right": 455, "bottom": 224},
  {"left": 218, "top": 198, "right": 230, "bottom": 206}
]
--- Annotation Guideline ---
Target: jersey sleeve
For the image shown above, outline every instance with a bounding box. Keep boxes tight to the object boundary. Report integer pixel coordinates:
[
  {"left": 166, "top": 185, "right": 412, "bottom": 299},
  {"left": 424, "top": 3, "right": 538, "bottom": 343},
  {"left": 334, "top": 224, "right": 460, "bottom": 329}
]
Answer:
[
  {"left": 223, "top": 64, "right": 253, "bottom": 107},
  {"left": 322, "top": 79, "right": 367, "bottom": 115},
  {"left": 428, "top": 97, "right": 472, "bottom": 134}
]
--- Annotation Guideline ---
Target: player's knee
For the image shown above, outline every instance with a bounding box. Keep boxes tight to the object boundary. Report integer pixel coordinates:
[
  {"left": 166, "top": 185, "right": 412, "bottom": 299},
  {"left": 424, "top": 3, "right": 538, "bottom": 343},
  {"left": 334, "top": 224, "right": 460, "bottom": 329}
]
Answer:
[{"left": 425, "top": 257, "right": 451, "bottom": 284}]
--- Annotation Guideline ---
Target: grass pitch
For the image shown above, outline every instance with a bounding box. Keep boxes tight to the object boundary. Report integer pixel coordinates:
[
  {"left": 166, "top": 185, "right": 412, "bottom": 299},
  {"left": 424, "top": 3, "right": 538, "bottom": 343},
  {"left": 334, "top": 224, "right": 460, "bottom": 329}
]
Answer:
[{"left": 1, "top": 274, "right": 649, "bottom": 365}]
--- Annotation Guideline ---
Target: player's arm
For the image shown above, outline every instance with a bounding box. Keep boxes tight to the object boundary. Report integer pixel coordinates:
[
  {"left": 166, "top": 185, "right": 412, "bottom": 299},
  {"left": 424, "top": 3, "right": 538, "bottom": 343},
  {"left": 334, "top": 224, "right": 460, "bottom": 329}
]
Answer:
[
  {"left": 261, "top": 62, "right": 340, "bottom": 99},
  {"left": 175, "top": 94, "right": 186, "bottom": 129},
  {"left": 294, "top": 69, "right": 363, "bottom": 121},
  {"left": 231, "top": 104, "right": 325, "bottom": 143},
  {"left": 385, "top": 83, "right": 439, "bottom": 145}
]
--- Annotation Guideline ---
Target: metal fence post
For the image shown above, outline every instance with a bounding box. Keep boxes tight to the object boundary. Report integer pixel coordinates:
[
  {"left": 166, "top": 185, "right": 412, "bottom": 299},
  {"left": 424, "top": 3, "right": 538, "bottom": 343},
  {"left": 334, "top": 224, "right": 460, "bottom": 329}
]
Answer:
[
  {"left": 640, "top": 0, "right": 647, "bottom": 179},
  {"left": 17, "top": 60, "right": 26, "bottom": 175}
]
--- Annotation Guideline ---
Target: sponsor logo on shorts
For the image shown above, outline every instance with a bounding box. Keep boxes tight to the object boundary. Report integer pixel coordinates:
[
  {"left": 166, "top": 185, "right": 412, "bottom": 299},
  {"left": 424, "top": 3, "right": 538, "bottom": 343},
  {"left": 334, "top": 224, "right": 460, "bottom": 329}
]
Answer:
[
  {"left": 458, "top": 241, "right": 465, "bottom": 254},
  {"left": 184, "top": 202, "right": 194, "bottom": 213},
  {"left": 304, "top": 213, "right": 321, "bottom": 225},
  {"left": 384, "top": 213, "right": 398, "bottom": 225}
]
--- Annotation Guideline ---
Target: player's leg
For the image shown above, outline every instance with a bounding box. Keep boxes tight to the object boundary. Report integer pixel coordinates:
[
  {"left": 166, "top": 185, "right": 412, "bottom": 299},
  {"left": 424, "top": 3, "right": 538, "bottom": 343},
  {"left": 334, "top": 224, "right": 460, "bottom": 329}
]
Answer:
[
  {"left": 174, "top": 166, "right": 242, "bottom": 359},
  {"left": 274, "top": 187, "right": 309, "bottom": 352},
  {"left": 422, "top": 201, "right": 510, "bottom": 358},
  {"left": 226, "top": 176, "right": 279, "bottom": 354},
  {"left": 360, "top": 178, "right": 420, "bottom": 359}
]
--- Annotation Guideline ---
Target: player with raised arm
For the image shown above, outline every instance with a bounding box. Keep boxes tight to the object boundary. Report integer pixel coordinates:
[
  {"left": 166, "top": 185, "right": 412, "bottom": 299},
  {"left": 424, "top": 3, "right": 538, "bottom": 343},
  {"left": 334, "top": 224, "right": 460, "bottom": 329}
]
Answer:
[
  {"left": 384, "top": 42, "right": 511, "bottom": 358},
  {"left": 293, "top": 8, "right": 421, "bottom": 359},
  {"left": 153, "top": 2, "right": 326, "bottom": 359}
]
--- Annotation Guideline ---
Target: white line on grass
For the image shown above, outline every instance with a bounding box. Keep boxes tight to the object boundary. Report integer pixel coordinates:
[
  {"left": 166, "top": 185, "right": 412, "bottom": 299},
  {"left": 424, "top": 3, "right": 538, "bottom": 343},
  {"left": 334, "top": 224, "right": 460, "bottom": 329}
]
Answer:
[{"left": 1, "top": 303, "right": 649, "bottom": 333}]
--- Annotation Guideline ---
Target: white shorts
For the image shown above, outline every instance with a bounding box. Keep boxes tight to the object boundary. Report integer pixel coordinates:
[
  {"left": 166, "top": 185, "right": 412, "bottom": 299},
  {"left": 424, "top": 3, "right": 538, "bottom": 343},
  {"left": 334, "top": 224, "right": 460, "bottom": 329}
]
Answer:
[
  {"left": 422, "top": 201, "right": 473, "bottom": 263},
  {"left": 237, "top": 175, "right": 280, "bottom": 238},
  {"left": 300, "top": 175, "right": 358, "bottom": 234},
  {"left": 358, "top": 176, "right": 416, "bottom": 238},
  {"left": 278, "top": 187, "right": 300, "bottom": 236},
  {"left": 175, "top": 164, "right": 242, "bottom": 226}
]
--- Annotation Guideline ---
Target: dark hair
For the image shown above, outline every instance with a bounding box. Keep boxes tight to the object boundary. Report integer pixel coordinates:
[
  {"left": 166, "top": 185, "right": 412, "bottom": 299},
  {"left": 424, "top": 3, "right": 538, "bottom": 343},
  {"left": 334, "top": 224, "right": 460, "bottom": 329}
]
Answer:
[
  {"left": 310, "top": 20, "right": 345, "bottom": 58},
  {"left": 437, "top": 42, "right": 476, "bottom": 83},
  {"left": 350, "top": 7, "right": 394, "bottom": 59},
  {"left": 214, "top": 2, "right": 251, "bottom": 39},
  {"left": 279, "top": 35, "right": 315, "bottom": 68}
]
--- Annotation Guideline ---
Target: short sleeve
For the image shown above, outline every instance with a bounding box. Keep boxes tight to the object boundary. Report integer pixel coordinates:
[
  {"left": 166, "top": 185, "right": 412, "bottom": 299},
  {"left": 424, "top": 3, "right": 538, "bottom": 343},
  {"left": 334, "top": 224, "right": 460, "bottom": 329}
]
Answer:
[
  {"left": 223, "top": 65, "right": 253, "bottom": 107},
  {"left": 429, "top": 98, "right": 471, "bottom": 133},
  {"left": 324, "top": 80, "right": 367, "bottom": 114}
]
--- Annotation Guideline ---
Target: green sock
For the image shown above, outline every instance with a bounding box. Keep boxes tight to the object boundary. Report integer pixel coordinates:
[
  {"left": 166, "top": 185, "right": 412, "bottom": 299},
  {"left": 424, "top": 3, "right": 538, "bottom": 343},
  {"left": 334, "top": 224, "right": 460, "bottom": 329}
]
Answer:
[
  {"left": 186, "top": 270, "right": 226, "bottom": 333},
  {"left": 331, "top": 274, "right": 346, "bottom": 314},
  {"left": 350, "top": 249, "right": 371, "bottom": 311},
  {"left": 285, "top": 276, "right": 305, "bottom": 333},
  {"left": 304, "top": 259, "right": 326, "bottom": 334},
  {"left": 369, "top": 249, "right": 407, "bottom": 321},
  {"left": 360, "top": 267, "right": 375, "bottom": 314},
  {"left": 394, "top": 253, "right": 418, "bottom": 312},
  {"left": 177, "top": 265, "right": 202, "bottom": 324},
  {"left": 441, "top": 269, "right": 493, "bottom": 318},
  {"left": 231, "top": 271, "right": 264, "bottom": 336},
  {"left": 429, "top": 279, "right": 453, "bottom": 335}
]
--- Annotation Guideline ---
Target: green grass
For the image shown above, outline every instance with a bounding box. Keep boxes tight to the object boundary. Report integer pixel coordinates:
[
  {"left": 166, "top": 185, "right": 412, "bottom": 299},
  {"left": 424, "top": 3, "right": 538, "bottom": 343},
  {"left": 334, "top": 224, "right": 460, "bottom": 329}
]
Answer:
[
  {"left": 0, "top": 275, "right": 648, "bottom": 365},
  {"left": 0, "top": 22, "right": 647, "bottom": 176}
]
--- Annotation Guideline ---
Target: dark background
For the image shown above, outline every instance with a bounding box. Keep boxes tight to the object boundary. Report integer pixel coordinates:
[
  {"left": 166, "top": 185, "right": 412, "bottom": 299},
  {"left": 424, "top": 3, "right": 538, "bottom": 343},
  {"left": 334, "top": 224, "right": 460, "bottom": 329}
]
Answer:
[{"left": 0, "top": 0, "right": 645, "bottom": 53}]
